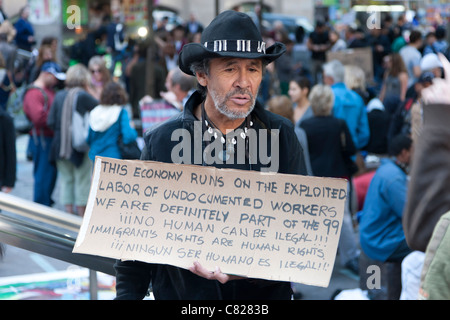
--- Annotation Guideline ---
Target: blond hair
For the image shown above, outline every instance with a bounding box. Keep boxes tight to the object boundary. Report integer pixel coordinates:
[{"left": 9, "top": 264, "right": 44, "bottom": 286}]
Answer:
[
  {"left": 65, "top": 64, "right": 91, "bottom": 88},
  {"left": 345, "top": 65, "right": 366, "bottom": 91},
  {"left": 309, "top": 84, "right": 334, "bottom": 116}
]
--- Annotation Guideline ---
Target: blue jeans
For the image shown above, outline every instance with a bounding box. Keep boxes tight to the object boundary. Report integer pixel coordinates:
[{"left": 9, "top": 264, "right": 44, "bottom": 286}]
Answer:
[{"left": 32, "top": 135, "right": 57, "bottom": 206}]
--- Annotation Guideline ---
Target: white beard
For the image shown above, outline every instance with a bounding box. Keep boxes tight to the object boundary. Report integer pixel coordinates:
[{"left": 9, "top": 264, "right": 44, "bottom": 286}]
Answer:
[{"left": 209, "top": 87, "right": 257, "bottom": 120}]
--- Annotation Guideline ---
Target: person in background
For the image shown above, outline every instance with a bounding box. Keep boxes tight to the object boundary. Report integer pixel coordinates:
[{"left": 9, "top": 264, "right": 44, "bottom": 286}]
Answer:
[
  {"left": 344, "top": 65, "right": 371, "bottom": 105},
  {"left": 288, "top": 75, "right": 312, "bottom": 126},
  {"left": 28, "top": 43, "right": 56, "bottom": 84},
  {"left": 139, "top": 67, "right": 195, "bottom": 134},
  {"left": 47, "top": 64, "right": 98, "bottom": 216},
  {"left": 423, "top": 32, "right": 437, "bottom": 56},
  {"left": 359, "top": 134, "right": 413, "bottom": 299},
  {"left": 363, "top": 98, "right": 390, "bottom": 155},
  {"left": 274, "top": 38, "right": 296, "bottom": 95},
  {"left": 87, "top": 81, "right": 137, "bottom": 161},
  {"left": 13, "top": 5, "right": 35, "bottom": 52},
  {"left": 0, "top": 98, "right": 15, "bottom": 193},
  {"left": 266, "top": 94, "right": 313, "bottom": 176},
  {"left": 329, "top": 29, "right": 347, "bottom": 52},
  {"left": 391, "top": 71, "right": 435, "bottom": 143},
  {"left": 23, "top": 62, "right": 66, "bottom": 206},
  {"left": 300, "top": 84, "right": 360, "bottom": 275},
  {"left": 379, "top": 53, "right": 409, "bottom": 103},
  {"left": 184, "top": 13, "right": 203, "bottom": 37},
  {"left": 401, "top": 53, "right": 450, "bottom": 300},
  {"left": 307, "top": 20, "right": 330, "bottom": 84},
  {"left": 432, "top": 26, "right": 448, "bottom": 55},
  {"left": 0, "top": 22, "right": 17, "bottom": 84},
  {"left": 366, "top": 27, "right": 391, "bottom": 84},
  {"left": 88, "top": 55, "right": 111, "bottom": 101},
  {"left": 128, "top": 41, "right": 166, "bottom": 119},
  {"left": 420, "top": 53, "right": 443, "bottom": 79},
  {"left": 0, "top": 52, "right": 13, "bottom": 110},
  {"left": 323, "top": 59, "right": 370, "bottom": 151},
  {"left": 399, "top": 30, "right": 423, "bottom": 88}
]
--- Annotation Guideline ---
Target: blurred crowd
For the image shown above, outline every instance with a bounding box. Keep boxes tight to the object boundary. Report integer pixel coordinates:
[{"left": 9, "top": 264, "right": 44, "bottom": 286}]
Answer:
[{"left": 0, "top": 2, "right": 449, "bottom": 300}]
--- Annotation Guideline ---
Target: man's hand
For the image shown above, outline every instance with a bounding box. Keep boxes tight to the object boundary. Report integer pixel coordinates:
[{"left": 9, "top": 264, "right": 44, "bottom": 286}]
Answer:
[
  {"left": 189, "top": 261, "right": 245, "bottom": 284},
  {"left": 422, "top": 53, "right": 450, "bottom": 104}
]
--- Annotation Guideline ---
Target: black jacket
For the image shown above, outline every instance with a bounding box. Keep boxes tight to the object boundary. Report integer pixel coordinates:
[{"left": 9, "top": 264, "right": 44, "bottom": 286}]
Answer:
[
  {"left": 0, "top": 108, "right": 16, "bottom": 188},
  {"left": 114, "top": 91, "right": 307, "bottom": 300},
  {"left": 301, "top": 115, "right": 356, "bottom": 179},
  {"left": 47, "top": 89, "right": 98, "bottom": 166}
]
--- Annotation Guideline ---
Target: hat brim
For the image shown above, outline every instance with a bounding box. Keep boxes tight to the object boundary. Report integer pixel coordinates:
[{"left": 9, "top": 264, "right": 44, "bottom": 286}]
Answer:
[
  {"left": 52, "top": 72, "right": 66, "bottom": 81},
  {"left": 178, "top": 42, "right": 286, "bottom": 76}
]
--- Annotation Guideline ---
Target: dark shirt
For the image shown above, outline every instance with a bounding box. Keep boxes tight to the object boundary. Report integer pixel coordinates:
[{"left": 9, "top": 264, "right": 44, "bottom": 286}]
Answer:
[
  {"left": 365, "top": 109, "right": 390, "bottom": 154},
  {"left": 301, "top": 115, "right": 355, "bottom": 178},
  {"left": 0, "top": 108, "right": 16, "bottom": 188},
  {"left": 309, "top": 30, "right": 329, "bottom": 61}
]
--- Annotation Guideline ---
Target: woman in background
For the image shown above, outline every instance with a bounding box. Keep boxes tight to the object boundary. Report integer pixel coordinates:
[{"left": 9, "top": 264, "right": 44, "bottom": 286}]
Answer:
[
  {"left": 288, "top": 75, "right": 312, "bottom": 126},
  {"left": 47, "top": 64, "right": 98, "bottom": 216},
  {"left": 87, "top": 81, "right": 137, "bottom": 161},
  {"left": 88, "top": 55, "right": 111, "bottom": 100},
  {"left": 379, "top": 53, "right": 409, "bottom": 103},
  {"left": 267, "top": 95, "right": 313, "bottom": 176}
]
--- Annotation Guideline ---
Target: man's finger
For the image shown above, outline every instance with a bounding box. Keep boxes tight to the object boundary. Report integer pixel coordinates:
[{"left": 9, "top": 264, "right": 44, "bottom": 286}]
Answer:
[{"left": 213, "top": 266, "right": 231, "bottom": 284}]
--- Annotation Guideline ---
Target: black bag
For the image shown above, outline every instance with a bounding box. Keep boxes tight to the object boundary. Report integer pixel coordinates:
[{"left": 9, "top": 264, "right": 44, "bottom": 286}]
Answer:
[
  {"left": 118, "top": 135, "right": 141, "bottom": 159},
  {"left": 339, "top": 119, "right": 358, "bottom": 177},
  {"left": 117, "top": 108, "right": 141, "bottom": 160}
]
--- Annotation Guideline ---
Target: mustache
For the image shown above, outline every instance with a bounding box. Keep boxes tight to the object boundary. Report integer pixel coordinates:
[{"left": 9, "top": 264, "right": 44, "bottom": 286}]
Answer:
[{"left": 225, "top": 88, "right": 255, "bottom": 102}]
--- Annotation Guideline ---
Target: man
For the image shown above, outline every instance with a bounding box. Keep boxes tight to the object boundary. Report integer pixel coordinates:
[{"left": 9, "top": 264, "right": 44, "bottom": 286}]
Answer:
[
  {"left": 359, "top": 134, "right": 413, "bottom": 263},
  {"left": 420, "top": 53, "right": 443, "bottom": 79},
  {"left": 160, "top": 66, "right": 196, "bottom": 111},
  {"left": 128, "top": 41, "right": 166, "bottom": 118},
  {"left": 366, "top": 27, "right": 391, "bottom": 84},
  {"left": 392, "top": 71, "right": 435, "bottom": 143},
  {"left": 106, "top": 13, "right": 126, "bottom": 75},
  {"left": 323, "top": 59, "right": 370, "bottom": 151},
  {"left": 114, "top": 10, "right": 307, "bottom": 300},
  {"left": 399, "top": 30, "right": 423, "bottom": 88},
  {"left": 307, "top": 20, "right": 330, "bottom": 85},
  {"left": 13, "top": 5, "right": 35, "bottom": 52},
  {"left": 23, "top": 61, "right": 65, "bottom": 206},
  {"left": 140, "top": 67, "right": 196, "bottom": 133}
]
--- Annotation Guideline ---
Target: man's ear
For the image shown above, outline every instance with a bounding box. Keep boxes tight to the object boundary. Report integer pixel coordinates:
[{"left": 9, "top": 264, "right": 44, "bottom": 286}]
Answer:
[{"left": 196, "top": 71, "right": 208, "bottom": 87}]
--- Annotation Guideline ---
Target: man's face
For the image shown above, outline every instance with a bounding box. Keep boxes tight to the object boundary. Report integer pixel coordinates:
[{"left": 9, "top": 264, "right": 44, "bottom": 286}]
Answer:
[
  {"left": 200, "top": 57, "right": 263, "bottom": 120},
  {"left": 44, "top": 73, "right": 58, "bottom": 88}
]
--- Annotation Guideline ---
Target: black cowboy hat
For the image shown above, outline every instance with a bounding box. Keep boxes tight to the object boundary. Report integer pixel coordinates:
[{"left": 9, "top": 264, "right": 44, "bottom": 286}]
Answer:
[{"left": 178, "top": 10, "right": 286, "bottom": 75}]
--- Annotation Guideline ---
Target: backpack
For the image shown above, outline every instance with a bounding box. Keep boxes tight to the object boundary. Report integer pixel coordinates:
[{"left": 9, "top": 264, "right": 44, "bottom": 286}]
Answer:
[
  {"left": 70, "top": 92, "right": 90, "bottom": 152},
  {"left": 7, "top": 84, "right": 48, "bottom": 133},
  {"left": 388, "top": 98, "right": 414, "bottom": 141}
]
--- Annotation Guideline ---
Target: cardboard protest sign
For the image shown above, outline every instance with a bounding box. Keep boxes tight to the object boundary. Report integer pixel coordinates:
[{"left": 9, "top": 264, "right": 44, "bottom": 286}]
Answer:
[{"left": 73, "top": 157, "right": 347, "bottom": 287}]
